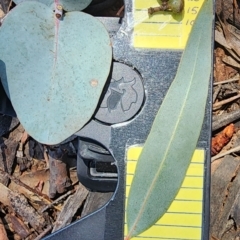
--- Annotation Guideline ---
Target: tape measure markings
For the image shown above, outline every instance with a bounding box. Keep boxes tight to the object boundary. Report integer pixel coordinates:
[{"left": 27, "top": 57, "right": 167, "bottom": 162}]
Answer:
[
  {"left": 125, "top": 147, "right": 205, "bottom": 239},
  {"left": 133, "top": 0, "right": 204, "bottom": 49},
  {"left": 126, "top": 237, "right": 200, "bottom": 240},
  {"left": 126, "top": 147, "right": 204, "bottom": 161},
  {"left": 124, "top": 212, "right": 201, "bottom": 225},
  {"left": 124, "top": 224, "right": 202, "bottom": 239},
  {"left": 125, "top": 185, "right": 203, "bottom": 189}
]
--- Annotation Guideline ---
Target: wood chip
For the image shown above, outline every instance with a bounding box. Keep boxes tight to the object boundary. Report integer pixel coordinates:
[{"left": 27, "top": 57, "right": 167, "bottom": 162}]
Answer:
[
  {"left": 0, "top": 217, "right": 8, "bottom": 240},
  {"left": 210, "top": 155, "right": 240, "bottom": 239},
  {"left": 214, "top": 47, "right": 238, "bottom": 82},
  {"left": 34, "top": 225, "right": 52, "bottom": 240},
  {"left": 222, "top": 55, "right": 240, "bottom": 69},
  {"left": 211, "top": 123, "right": 235, "bottom": 156},
  {"left": 212, "top": 109, "right": 240, "bottom": 131},
  {"left": 8, "top": 124, "right": 25, "bottom": 142},
  {"left": 8, "top": 191, "right": 46, "bottom": 231},
  {"left": 0, "top": 182, "right": 12, "bottom": 206},
  {"left": 52, "top": 183, "right": 89, "bottom": 233},
  {"left": 81, "top": 191, "right": 113, "bottom": 218},
  {"left": 20, "top": 130, "right": 29, "bottom": 145},
  {"left": 9, "top": 169, "right": 78, "bottom": 197},
  {"left": 48, "top": 148, "right": 71, "bottom": 198},
  {"left": 0, "top": 8, "right": 5, "bottom": 19},
  {"left": 6, "top": 214, "right": 31, "bottom": 239},
  {"left": 0, "top": 138, "right": 18, "bottom": 185}
]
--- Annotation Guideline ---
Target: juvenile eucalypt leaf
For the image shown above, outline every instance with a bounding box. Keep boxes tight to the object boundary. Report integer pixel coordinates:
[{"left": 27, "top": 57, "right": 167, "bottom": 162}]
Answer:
[
  {"left": 126, "top": 0, "right": 213, "bottom": 239},
  {"left": 0, "top": 1, "right": 112, "bottom": 144},
  {"left": 13, "top": 0, "right": 92, "bottom": 11}
]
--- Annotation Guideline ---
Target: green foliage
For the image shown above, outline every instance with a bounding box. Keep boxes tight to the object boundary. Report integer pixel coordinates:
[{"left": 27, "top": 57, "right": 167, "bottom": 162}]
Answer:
[
  {"left": 126, "top": 0, "right": 213, "bottom": 238},
  {"left": 0, "top": 1, "right": 112, "bottom": 144}
]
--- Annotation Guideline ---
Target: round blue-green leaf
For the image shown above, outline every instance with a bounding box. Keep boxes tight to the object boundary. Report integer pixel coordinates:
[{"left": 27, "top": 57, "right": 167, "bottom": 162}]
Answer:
[
  {"left": 13, "top": 0, "right": 92, "bottom": 11},
  {"left": 13, "top": 0, "right": 52, "bottom": 6},
  {"left": 0, "top": 1, "right": 112, "bottom": 144}
]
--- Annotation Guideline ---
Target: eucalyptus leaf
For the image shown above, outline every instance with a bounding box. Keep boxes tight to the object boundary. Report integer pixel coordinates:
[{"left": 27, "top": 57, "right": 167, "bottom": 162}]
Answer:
[
  {"left": 13, "top": 0, "right": 52, "bottom": 6},
  {"left": 126, "top": 0, "right": 213, "bottom": 238},
  {"left": 0, "top": 1, "right": 112, "bottom": 144},
  {"left": 13, "top": 0, "right": 92, "bottom": 11}
]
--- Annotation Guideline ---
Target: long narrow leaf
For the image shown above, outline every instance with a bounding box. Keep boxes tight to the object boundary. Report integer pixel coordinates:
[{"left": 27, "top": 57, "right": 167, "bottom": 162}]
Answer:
[{"left": 126, "top": 0, "right": 213, "bottom": 238}]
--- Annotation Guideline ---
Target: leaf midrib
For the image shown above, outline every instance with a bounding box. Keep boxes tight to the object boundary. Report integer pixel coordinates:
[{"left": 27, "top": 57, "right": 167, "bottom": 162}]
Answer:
[{"left": 127, "top": 30, "right": 203, "bottom": 239}]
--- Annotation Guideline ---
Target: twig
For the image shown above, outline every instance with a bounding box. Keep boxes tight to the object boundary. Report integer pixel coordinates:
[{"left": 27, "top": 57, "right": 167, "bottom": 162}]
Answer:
[
  {"left": 212, "top": 109, "right": 240, "bottom": 131},
  {"left": 211, "top": 236, "right": 220, "bottom": 240},
  {"left": 213, "top": 75, "right": 239, "bottom": 86},
  {"left": 43, "top": 145, "right": 49, "bottom": 169},
  {"left": 34, "top": 225, "right": 52, "bottom": 240},
  {"left": 0, "top": 169, "right": 61, "bottom": 211},
  {"left": 213, "top": 93, "right": 240, "bottom": 109},
  {"left": 234, "top": 0, "right": 239, "bottom": 10},
  {"left": 20, "top": 130, "right": 29, "bottom": 145},
  {"left": 211, "top": 145, "right": 240, "bottom": 162},
  {"left": 16, "top": 130, "right": 29, "bottom": 158},
  {"left": 213, "top": 85, "right": 222, "bottom": 103},
  {"left": 116, "top": 5, "right": 124, "bottom": 16},
  {"left": 71, "top": 180, "right": 79, "bottom": 186},
  {"left": 0, "top": 169, "right": 50, "bottom": 201},
  {"left": 7, "top": 0, "right": 12, "bottom": 13},
  {"left": 40, "top": 188, "right": 76, "bottom": 213}
]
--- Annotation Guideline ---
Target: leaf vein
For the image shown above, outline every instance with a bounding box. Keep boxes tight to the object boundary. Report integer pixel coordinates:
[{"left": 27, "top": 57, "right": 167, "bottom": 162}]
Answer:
[{"left": 127, "top": 27, "right": 203, "bottom": 238}]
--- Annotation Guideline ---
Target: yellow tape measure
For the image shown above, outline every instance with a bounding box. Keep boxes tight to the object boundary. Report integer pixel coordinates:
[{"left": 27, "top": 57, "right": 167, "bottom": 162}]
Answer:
[
  {"left": 133, "top": 0, "right": 204, "bottom": 49},
  {"left": 124, "top": 147, "right": 205, "bottom": 239}
]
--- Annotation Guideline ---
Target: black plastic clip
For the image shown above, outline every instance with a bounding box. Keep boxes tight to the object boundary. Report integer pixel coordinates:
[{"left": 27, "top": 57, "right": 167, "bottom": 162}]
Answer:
[{"left": 77, "top": 138, "right": 118, "bottom": 192}]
